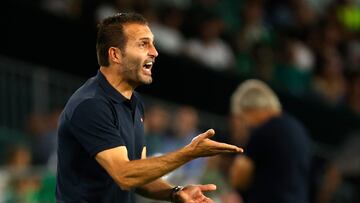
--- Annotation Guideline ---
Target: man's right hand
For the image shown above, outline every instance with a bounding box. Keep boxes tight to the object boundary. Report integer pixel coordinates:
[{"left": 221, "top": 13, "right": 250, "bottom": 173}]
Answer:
[{"left": 185, "top": 129, "right": 243, "bottom": 158}]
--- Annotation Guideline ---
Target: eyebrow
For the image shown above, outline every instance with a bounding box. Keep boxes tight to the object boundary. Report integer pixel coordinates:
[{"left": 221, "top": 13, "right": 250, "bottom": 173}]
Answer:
[{"left": 139, "top": 37, "right": 155, "bottom": 43}]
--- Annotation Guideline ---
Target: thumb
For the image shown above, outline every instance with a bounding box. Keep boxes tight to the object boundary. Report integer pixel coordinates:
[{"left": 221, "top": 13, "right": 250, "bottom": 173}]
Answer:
[
  {"left": 198, "top": 184, "right": 217, "bottom": 192},
  {"left": 193, "top": 129, "right": 215, "bottom": 141}
]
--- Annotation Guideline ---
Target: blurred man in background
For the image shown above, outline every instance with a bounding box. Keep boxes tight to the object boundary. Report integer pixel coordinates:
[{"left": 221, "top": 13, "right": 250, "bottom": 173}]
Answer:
[{"left": 229, "top": 79, "right": 312, "bottom": 203}]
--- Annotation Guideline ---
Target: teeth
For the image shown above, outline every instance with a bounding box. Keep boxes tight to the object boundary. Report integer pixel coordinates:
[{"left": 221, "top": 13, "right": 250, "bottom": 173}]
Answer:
[{"left": 145, "top": 62, "right": 153, "bottom": 66}]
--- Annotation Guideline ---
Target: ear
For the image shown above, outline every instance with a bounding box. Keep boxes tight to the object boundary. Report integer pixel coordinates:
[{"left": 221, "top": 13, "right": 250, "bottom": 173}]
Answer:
[{"left": 108, "top": 47, "right": 122, "bottom": 65}]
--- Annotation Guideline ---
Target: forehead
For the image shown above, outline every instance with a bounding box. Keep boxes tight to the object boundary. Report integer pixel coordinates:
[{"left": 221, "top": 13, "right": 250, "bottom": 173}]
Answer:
[{"left": 123, "top": 23, "right": 154, "bottom": 41}]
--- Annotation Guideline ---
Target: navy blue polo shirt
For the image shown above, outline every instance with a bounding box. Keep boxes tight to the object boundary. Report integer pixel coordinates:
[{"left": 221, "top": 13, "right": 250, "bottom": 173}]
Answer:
[
  {"left": 242, "top": 113, "right": 312, "bottom": 203},
  {"left": 56, "top": 71, "right": 145, "bottom": 203}
]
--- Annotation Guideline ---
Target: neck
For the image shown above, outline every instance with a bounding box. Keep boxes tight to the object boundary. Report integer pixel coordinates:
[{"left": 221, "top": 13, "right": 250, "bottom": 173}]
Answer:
[{"left": 100, "top": 66, "right": 134, "bottom": 99}]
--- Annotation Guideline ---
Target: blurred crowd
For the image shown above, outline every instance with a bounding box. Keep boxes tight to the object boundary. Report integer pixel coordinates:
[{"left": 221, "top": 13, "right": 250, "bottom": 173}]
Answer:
[
  {"left": 0, "top": 110, "right": 60, "bottom": 203},
  {"left": 38, "top": 0, "right": 360, "bottom": 115},
  {"left": 1, "top": 0, "right": 360, "bottom": 202}
]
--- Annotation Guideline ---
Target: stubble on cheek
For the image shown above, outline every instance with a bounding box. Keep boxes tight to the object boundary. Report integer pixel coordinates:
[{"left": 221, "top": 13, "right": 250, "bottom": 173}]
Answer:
[{"left": 123, "top": 55, "right": 150, "bottom": 85}]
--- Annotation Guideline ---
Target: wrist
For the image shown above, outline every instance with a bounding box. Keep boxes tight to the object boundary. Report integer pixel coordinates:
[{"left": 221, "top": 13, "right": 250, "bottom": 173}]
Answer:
[
  {"left": 180, "top": 145, "right": 196, "bottom": 160},
  {"left": 170, "top": 185, "right": 184, "bottom": 203}
]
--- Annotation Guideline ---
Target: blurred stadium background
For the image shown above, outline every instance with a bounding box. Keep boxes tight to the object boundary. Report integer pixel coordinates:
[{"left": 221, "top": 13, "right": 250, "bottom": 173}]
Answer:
[{"left": 0, "top": 0, "right": 360, "bottom": 202}]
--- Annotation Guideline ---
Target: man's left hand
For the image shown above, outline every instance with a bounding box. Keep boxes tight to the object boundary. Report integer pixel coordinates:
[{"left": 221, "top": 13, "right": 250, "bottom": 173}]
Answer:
[{"left": 174, "top": 184, "right": 216, "bottom": 203}]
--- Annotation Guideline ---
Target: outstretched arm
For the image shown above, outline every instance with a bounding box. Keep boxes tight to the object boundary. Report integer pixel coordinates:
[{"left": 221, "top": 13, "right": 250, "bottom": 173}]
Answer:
[
  {"left": 136, "top": 179, "right": 174, "bottom": 201},
  {"left": 96, "top": 129, "right": 243, "bottom": 191},
  {"left": 135, "top": 147, "right": 174, "bottom": 201},
  {"left": 135, "top": 147, "right": 218, "bottom": 203},
  {"left": 137, "top": 180, "right": 218, "bottom": 203}
]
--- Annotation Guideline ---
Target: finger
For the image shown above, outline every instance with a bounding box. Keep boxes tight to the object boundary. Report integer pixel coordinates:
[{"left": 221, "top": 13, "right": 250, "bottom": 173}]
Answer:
[
  {"left": 210, "top": 141, "right": 244, "bottom": 153},
  {"left": 198, "top": 184, "right": 217, "bottom": 192},
  {"left": 222, "top": 148, "right": 244, "bottom": 153},
  {"left": 200, "top": 196, "right": 214, "bottom": 203},
  {"left": 198, "top": 195, "right": 214, "bottom": 203},
  {"left": 204, "top": 197, "right": 214, "bottom": 203},
  {"left": 193, "top": 129, "right": 215, "bottom": 141}
]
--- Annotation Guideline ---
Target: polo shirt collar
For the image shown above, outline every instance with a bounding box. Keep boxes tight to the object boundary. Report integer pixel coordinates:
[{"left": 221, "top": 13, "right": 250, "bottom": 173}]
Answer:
[{"left": 96, "top": 70, "right": 138, "bottom": 104}]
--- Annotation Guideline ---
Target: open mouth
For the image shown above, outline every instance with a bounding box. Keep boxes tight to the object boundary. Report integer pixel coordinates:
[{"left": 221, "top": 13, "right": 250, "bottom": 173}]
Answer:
[
  {"left": 143, "top": 61, "right": 153, "bottom": 70},
  {"left": 142, "top": 61, "right": 154, "bottom": 76}
]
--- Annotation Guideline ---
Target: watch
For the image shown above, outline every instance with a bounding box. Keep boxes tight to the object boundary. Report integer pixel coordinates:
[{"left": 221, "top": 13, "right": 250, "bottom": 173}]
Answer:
[{"left": 171, "top": 185, "right": 184, "bottom": 202}]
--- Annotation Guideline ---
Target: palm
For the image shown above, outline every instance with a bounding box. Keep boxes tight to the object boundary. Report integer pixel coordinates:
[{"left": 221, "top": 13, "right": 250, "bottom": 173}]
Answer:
[{"left": 176, "top": 185, "right": 215, "bottom": 203}]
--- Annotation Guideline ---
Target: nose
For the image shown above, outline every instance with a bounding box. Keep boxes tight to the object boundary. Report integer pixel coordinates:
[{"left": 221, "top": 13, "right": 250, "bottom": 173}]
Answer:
[{"left": 148, "top": 44, "right": 158, "bottom": 58}]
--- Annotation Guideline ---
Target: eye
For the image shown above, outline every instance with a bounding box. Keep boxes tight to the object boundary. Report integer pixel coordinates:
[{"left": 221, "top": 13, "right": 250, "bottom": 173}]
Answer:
[{"left": 139, "top": 41, "right": 148, "bottom": 48}]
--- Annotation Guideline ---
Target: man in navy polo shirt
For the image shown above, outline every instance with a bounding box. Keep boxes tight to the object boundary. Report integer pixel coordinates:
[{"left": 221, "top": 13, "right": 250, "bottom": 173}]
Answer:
[{"left": 56, "top": 13, "right": 243, "bottom": 203}]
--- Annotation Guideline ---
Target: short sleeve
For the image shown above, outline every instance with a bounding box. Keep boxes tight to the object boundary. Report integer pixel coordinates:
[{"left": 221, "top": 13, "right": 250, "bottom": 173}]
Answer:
[{"left": 70, "top": 99, "right": 125, "bottom": 157}]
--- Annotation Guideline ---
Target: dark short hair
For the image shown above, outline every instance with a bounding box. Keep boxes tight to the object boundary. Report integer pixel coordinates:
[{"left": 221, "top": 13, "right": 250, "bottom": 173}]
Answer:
[{"left": 96, "top": 13, "right": 148, "bottom": 66}]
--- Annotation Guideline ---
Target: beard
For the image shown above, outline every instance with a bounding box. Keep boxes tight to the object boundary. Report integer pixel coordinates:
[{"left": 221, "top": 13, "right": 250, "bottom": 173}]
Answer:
[{"left": 121, "top": 54, "right": 153, "bottom": 87}]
